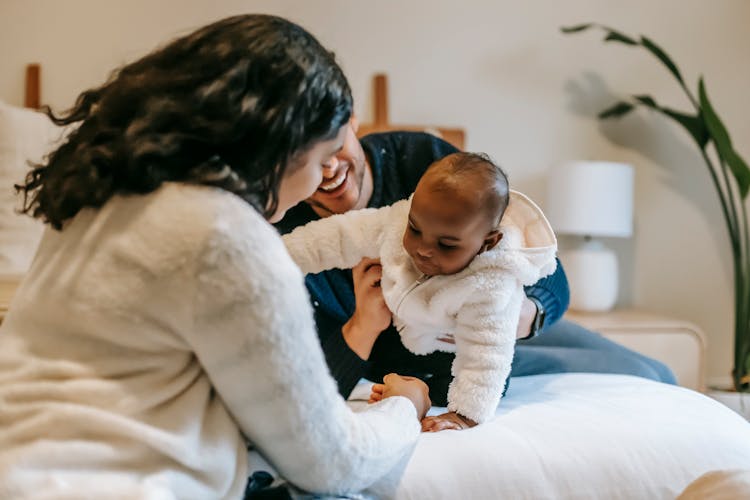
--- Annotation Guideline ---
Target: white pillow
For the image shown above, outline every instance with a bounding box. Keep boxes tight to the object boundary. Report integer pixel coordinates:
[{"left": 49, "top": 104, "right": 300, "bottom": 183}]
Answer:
[{"left": 0, "top": 101, "right": 65, "bottom": 275}]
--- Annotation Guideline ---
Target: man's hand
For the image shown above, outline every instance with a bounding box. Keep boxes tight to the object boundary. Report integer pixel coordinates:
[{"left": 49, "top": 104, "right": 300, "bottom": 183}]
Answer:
[
  {"left": 369, "top": 373, "right": 431, "bottom": 420},
  {"left": 516, "top": 297, "right": 537, "bottom": 339},
  {"left": 341, "top": 258, "right": 391, "bottom": 359},
  {"left": 421, "top": 411, "right": 477, "bottom": 432}
]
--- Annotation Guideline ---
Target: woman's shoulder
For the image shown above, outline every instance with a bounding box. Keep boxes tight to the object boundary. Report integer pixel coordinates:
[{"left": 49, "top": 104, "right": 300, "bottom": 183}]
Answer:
[
  {"left": 140, "top": 183, "right": 272, "bottom": 239},
  {"left": 101, "top": 183, "right": 283, "bottom": 272},
  {"left": 144, "top": 183, "right": 302, "bottom": 298}
]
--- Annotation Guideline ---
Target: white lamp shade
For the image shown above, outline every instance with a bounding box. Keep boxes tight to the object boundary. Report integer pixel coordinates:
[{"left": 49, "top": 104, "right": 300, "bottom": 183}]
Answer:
[{"left": 547, "top": 161, "right": 634, "bottom": 238}]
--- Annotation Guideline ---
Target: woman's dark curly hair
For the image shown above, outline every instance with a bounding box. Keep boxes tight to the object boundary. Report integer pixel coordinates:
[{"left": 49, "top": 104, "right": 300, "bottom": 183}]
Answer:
[{"left": 17, "top": 14, "right": 352, "bottom": 230}]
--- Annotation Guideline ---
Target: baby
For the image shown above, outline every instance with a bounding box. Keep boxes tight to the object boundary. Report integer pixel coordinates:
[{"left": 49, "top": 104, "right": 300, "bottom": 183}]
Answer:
[{"left": 283, "top": 152, "right": 557, "bottom": 429}]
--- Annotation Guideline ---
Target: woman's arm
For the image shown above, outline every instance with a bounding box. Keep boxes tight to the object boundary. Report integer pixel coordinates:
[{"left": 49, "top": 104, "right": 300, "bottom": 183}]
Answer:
[{"left": 186, "top": 203, "right": 421, "bottom": 495}]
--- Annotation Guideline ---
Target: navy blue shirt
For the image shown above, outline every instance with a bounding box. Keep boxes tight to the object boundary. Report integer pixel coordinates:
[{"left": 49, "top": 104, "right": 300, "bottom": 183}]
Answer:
[{"left": 276, "top": 132, "right": 569, "bottom": 404}]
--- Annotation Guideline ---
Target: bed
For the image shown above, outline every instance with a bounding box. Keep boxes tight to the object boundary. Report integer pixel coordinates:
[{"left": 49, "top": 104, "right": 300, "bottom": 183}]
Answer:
[
  {"left": 4, "top": 66, "right": 750, "bottom": 499},
  {"left": 246, "top": 374, "right": 750, "bottom": 499}
]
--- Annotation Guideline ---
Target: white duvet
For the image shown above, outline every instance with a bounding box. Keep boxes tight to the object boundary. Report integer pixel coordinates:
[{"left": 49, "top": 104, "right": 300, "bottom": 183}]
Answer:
[{"left": 250, "top": 373, "right": 750, "bottom": 499}]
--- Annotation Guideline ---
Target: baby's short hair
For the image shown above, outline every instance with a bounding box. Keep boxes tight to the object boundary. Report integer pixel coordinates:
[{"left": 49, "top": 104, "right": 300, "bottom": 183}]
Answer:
[{"left": 424, "top": 152, "right": 510, "bottom": 227}]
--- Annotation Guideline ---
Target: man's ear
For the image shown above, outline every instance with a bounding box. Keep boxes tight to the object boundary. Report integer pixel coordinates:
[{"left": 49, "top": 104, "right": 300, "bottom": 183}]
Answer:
[
  {"left": 350, "top": 114, "right": 360, "bottom": 134},
  {"left": 480, "top": 230, "right": 503, "bottom": 254}
]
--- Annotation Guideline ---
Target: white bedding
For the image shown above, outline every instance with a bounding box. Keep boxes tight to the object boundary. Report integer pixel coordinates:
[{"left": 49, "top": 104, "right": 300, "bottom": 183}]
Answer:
[{"left": 249, "top": 373, "right": 750, "bottom": 499}]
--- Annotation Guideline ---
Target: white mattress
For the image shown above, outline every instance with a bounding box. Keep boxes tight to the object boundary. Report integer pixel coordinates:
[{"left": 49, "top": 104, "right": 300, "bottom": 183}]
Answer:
[{"left": 250, "top": 373, "right": 750, "bottom": 499}]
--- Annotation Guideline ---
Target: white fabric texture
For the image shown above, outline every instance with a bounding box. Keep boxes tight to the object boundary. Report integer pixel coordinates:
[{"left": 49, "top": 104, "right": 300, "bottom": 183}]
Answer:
[
  {"left": 340, "top": 374, "right": 750, "bottom": 499},
  {"left": 0, "top": 101, "right": 64, "bottom": 275},
  {"left": 677, "top": 469, "right": 750, "bottom": 499},
  {"left": 0, "top": 183, "right": 420, "bottom": 499},
  {"left": 283, "top": 191, "right": 557, "bottom": 423}
]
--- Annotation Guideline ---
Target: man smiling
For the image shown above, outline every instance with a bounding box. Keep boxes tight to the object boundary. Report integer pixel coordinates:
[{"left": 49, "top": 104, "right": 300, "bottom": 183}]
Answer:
[{"left": 276, "top": 117, "right": 676, "bottom": 404}]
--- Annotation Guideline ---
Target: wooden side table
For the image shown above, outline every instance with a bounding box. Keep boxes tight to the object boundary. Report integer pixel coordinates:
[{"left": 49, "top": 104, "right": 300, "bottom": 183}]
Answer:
[{"left": 565, "top": 309, "right": 707, "bottom": 392}]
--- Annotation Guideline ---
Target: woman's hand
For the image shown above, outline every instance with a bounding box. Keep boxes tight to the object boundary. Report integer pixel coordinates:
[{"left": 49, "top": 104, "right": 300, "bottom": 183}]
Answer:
[
  {"left": 341, "top": 258, "right": 392, "bottom": 359},
  {"left": 369, "top": 373, "right": 431, "bottom": 420},
  {"left": 421, "top": 411, "right": 477, "bottom": 432}
]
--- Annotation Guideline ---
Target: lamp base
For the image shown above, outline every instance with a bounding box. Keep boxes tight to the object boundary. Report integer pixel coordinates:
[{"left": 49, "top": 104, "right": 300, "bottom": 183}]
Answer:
[{"left": 561, "top": 239, "right": 619, "bottom": 312}]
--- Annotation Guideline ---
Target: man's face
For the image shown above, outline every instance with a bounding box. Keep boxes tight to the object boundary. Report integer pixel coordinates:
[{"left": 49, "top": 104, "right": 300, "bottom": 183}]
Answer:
[
  {"left": 268, "top": 125, "right": 347, "bottom": 223},
  {"left": 305, "top": 117, "right": 369, "bottom": 216}
]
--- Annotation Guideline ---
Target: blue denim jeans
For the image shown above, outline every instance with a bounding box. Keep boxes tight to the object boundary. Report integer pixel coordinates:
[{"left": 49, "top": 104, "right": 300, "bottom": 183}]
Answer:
[{"left": 510, "top": 319, "right": 677, "bottom": 384}]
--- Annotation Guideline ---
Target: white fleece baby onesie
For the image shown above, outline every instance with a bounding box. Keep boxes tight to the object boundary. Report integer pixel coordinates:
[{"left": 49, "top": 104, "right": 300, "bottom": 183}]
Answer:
[{"left": 283, "top": 190, "right": 557, "bottom": 423}]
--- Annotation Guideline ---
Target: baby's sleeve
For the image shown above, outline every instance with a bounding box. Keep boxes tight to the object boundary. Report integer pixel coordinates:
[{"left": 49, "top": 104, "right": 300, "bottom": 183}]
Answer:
[
  {"left": 282, "top": 205, "right": 394, "bottom": 274},
  {"left": 446, "top": 272, "right": 524, "bottom": 423}
]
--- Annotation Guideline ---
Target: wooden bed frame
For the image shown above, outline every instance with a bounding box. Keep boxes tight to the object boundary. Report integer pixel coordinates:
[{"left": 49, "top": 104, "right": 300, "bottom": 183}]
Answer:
[
  {"left": 23, "top": 66, "right": 465, "bottom": 148},
  {"left": 25, "top": 63, "right": 41, "bottom": 110},
  {"left": 358, "top": 74, "right": 465, "bottom": 149}
]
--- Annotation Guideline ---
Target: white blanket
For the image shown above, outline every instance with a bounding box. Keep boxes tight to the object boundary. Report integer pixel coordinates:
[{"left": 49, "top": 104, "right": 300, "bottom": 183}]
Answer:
[{"left": 250, "top": 373, "right": 750, "bottom": 499}]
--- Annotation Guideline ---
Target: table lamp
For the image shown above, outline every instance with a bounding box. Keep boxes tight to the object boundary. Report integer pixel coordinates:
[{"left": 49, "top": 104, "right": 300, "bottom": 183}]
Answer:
[{"left": 546, "top": 161, "right": 634, "bottom": 312}]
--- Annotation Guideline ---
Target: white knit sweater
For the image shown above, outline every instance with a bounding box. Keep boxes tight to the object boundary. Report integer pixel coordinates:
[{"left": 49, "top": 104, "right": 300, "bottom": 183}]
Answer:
[
  {"left": 0, "top": 183, "right": 420, "bottom": 499},
  {"left": 283, "top": 191, "right": 557, "bottom": 423}
]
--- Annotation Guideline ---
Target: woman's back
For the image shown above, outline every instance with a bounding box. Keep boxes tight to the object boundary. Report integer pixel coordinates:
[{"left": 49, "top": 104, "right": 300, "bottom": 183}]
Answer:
[{"left": 0, "top": 184, "right": 251, "bottom": 498}]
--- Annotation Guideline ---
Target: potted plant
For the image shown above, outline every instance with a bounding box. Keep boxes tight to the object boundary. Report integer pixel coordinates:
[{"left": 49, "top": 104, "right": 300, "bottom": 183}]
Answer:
[{"left": 561, "top": 24, "right": 750, "bottom": 393}]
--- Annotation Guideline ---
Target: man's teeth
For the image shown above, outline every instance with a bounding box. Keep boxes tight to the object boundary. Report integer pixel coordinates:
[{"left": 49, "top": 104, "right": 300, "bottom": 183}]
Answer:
[{"left": 320, "top": 170, "right": 346, "bottom": 191}]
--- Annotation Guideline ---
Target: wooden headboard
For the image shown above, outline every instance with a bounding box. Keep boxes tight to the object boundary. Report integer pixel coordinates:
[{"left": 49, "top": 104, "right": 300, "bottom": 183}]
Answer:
[
  {"left": 23, "top": 66, "right": 466, "bottom": 149},
  {"left": 357, "top": 74, "right": 465, "bottom": 150},
  {"left": 25, "top": 63, "right": 41, "bottom": 109}
]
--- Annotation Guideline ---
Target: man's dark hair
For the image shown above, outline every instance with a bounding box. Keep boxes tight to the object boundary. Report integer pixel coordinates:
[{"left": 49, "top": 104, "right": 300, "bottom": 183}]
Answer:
[{"left": 17, "top": 14, "right": 352, "bottom": 229}]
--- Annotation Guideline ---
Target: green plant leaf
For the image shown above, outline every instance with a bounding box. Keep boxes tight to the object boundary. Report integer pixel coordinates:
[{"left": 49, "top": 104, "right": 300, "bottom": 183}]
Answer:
[
  {"left": 742, "top": 353, "right": 750, "bottom": 389},
  {"left": 631, "top": 95, "right": 709, "bottom": 148},
  {"left": 699, "top": 78, "right": 733, "bottom": 150},
  {"left": 633, "top": 95, "right": 657, "bottom": 107},
  {"left": 640, "top": 36, "right": 684, "bottom": 85},
  {"left": 561, "top": 24, "right": 593, "bottom": 33},
  {"left": 699, "top": 78, "right": 750, "bottom": 198},
  {"left": 661, "top": 109, "right": 709, "bottom": 149},
  {"left": 726, "top": 149, "right": 750, "bottom": 200},
  {"left": 603, "top": 29, "right": 638, "bottom": 46},
  {"left": 598, "top": 101, "right": 635, "bottom": 119}
]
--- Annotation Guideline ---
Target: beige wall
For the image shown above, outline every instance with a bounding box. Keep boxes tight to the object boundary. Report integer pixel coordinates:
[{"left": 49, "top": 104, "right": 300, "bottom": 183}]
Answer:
[{"left": 1, "top": 0, "right": 748, "bottom": 385}]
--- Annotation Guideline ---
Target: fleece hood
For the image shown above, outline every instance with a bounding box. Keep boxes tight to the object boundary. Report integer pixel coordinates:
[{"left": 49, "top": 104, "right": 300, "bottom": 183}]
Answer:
[{"left": 469, "top": 190, "right": 558, "bottom": 286}]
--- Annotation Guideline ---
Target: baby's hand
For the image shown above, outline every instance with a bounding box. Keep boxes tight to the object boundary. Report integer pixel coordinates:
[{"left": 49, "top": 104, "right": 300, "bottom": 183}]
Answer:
[
  {"left": 368, "top": 383, "right": 385, "bottom": 404},
  {"left": 421, "top": 411, "right": 477, "bottom": 432}
]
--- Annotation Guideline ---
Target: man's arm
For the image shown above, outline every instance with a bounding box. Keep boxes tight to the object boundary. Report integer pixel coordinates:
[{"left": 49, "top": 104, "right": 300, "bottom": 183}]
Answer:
[
  {"left": 341, "top": 259, "right": 391, "bottom": 360},
  {"left": 307, "top": 259, "right": 393, "bottom": 399},
  {"left": 314, "top": 305, "right": 371, "bottom": 398},
  {"left": 521, "top": 257, "right": 570, "bottom": 337}
]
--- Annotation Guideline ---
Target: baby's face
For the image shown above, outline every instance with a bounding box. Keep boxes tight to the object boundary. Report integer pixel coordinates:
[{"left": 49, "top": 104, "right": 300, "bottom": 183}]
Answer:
[{"left": 403, "top": 182, "right": 498, "bottom": 277}]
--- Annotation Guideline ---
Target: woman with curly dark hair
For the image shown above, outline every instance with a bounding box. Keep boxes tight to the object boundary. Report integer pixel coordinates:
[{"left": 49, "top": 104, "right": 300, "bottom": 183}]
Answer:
[{"left": 0, "top": 14, "right": 430, "bottom": 499}]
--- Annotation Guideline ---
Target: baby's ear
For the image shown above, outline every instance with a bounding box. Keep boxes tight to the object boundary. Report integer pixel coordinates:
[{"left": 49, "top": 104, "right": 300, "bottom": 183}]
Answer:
[{"left": 480, "top": 230, "right": 503, "bottom": 253}]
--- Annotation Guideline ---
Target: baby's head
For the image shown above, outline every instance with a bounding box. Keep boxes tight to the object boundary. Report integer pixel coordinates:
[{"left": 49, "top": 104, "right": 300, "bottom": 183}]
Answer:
[{"left": 404, "top": 152, "right": 509, "bottom": 277}]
